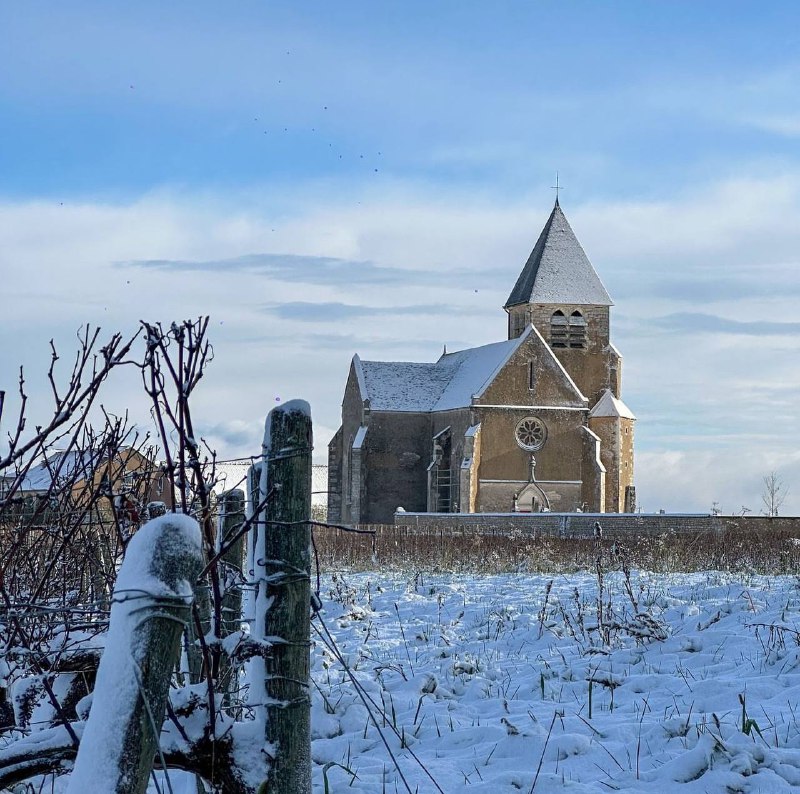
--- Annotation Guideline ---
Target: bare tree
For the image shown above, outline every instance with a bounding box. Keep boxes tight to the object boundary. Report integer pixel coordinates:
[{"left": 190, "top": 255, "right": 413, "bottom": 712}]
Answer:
[{"left": 761, "top": 471, "right": 788, "bottom": 517}]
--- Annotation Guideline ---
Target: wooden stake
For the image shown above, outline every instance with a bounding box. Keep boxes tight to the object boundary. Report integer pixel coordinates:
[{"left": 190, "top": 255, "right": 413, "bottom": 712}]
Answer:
[
  {"left": 262, "top": 401, "right": 312, "bottom": 793},
  {"left": 68, "top": 515, "right": 203, "bottom": 794}
]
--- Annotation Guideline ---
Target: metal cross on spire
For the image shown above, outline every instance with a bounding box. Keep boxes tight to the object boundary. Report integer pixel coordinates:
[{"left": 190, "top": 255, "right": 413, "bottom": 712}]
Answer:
[{"left": 551, "top": 172, "right": 564, "bottom": 203}]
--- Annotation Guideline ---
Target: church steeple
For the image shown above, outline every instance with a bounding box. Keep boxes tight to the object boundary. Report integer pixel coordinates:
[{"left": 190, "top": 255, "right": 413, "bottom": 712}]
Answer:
[
  {"left": 504, "top": 201, "right": 612, "bottom": 310},
  {"left": 504, "top": 200, "right": 622, "bottom": 412}
]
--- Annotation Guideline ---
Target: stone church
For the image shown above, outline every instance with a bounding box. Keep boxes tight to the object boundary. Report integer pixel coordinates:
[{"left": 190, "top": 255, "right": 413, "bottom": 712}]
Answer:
[{"left": 328, "top": 200, "right": 635, "bottom": 524}]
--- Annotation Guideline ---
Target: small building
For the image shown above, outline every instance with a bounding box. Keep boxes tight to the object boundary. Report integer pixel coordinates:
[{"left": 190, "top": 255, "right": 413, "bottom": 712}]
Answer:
[
  {"left": 214, "top": 459, "right": 329, "bottom": 517},
  {"left": 2, "top": 447, "right": 171, "bottom": 521},
  {"left": 328, "top": 200, "right": 636, "bottom": 524}
]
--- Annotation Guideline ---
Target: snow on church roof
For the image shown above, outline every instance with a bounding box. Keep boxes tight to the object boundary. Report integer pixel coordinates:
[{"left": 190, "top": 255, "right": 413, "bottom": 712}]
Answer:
[
  {"left": 358, "top": 361, "right": 452, "bottom": 412},
  {"left": 433, "top": 336, "right": 525, "bottom": 410},
  {"left": 358, "top": 334, "right": 526, "bottom": 412},
  {"left": 589, "top": 389, "right": 636, "bottom": 420},
  {"left": 505, "top": 200, "right": 613, "bottom": 308}
]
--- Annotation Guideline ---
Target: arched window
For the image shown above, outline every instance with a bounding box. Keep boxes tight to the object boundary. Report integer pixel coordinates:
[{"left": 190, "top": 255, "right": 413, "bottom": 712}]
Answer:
[
  {"left": 550, "top": 310, "right": 568, "bottom": 348},
  {"left": 568, "top": 311, "right": 587, "bottom": 349}
]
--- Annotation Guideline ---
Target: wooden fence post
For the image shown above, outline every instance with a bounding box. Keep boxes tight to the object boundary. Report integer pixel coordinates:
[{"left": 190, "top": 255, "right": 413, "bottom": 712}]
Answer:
[
  {"left": 218, "top": 488, "right": 245, "bottom": 697},
  {"left": 67, "top": 514, "right": 203, "bottom": 794},
  {"left": 260, "top": 401, "right": 312, "bottom": 793},
  {"left": 219, "top": 489, "right": 246, "bottom": 634}
]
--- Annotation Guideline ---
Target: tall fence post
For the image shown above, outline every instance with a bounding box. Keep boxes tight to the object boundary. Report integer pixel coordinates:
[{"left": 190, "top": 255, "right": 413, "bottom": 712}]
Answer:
[
  {"left": 220, "top": 488, "right": 246, "bottom": 634},
  {"left": 67, "top": 514, "right": 203, "bottom": 794},
  {"left": 260, "top": 401, "right": 312, "bottom": 793},
  {"left": 218, "top": 488, "right": 246, "bottom": 698}
]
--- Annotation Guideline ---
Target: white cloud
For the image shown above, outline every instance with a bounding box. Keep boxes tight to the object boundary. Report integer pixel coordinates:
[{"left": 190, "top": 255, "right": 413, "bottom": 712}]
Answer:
[
  {"left": 2, "top": 172, "right": 799, "bottom": 508},
  {"left": 637, "top": 448, "right": 800, "bottom": 516},
  {"left": 574, "top": 174, "right": 800, "bottom": 269}
]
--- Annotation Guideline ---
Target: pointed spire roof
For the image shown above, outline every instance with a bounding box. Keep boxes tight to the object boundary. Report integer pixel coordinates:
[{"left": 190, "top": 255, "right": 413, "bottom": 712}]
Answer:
[
  {"left": 505, "top": 200, "right": 613, "bottom": 309},
  {"left": 589, "top": 389, "right": 636, "bottom": 420}
]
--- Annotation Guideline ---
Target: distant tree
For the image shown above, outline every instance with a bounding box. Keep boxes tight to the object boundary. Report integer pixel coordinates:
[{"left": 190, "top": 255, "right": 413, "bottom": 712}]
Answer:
[{"left": 761, "top": 471, "right": 788, "bottom": 517}]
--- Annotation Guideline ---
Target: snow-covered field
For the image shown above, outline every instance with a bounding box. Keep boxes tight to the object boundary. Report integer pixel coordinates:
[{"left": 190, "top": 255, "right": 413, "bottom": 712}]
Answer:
[{"left": 311, "top": 571, "right": 800, "bottom": 793}]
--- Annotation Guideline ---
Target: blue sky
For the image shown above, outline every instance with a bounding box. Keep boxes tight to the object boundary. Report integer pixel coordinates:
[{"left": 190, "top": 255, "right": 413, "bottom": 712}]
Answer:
[
  {"left": 2, "top": 1, "right": 800, "bottom": 513},
  {"left": 4, "top": 2, "right": 800, "bottom": 198}
]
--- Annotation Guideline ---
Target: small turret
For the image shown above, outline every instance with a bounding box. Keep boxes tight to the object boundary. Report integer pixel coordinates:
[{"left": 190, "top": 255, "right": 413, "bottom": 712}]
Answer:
[{"left": 588, "top": 389, "right": 636, "bottom": 512}]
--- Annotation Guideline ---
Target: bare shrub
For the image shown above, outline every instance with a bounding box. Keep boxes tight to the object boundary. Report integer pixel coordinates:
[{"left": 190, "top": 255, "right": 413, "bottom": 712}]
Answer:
[
  {"left": 0, "top": 319, "right": 270, "bottom": 793},
  {"left": 312, "top": 522, "right": 800, "bottom": 575}
]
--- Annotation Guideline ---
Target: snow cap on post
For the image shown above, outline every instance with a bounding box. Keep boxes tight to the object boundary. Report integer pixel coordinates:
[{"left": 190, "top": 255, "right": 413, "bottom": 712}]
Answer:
[
  {"left": 261, "top": 399, "right": 311, "bottom": 460},
  {"left": 68, "top": 514, "right": 203, "bottom": 794}
]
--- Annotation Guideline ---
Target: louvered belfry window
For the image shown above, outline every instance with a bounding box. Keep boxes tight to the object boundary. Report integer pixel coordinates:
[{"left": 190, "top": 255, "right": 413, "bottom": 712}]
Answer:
[
  {"left": 550, "top": 310, "right": 568, "bottom": 348},
  {"left": 568, "top": 311, "right": 587, "bottom": 349}
]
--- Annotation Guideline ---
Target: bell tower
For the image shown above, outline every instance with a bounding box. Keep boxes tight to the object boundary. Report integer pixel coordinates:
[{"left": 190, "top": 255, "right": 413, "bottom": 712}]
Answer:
[
  {"left": 505, "top": 199, "right": 636, "bottom": 511},
  {"left": 504, "top": 199, "right": 619, "bottom": 406}
]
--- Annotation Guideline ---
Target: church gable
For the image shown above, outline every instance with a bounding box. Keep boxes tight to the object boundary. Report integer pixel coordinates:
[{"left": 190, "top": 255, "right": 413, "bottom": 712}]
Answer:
[
  {"left": 432, "top": 337, "right": 524, "bottom": 411},
  {"left": 476, "top": 324, "right": 588, "bottom": 408},
  {"left": 340, "top": 356, "right": 367, "bottom": 419}
]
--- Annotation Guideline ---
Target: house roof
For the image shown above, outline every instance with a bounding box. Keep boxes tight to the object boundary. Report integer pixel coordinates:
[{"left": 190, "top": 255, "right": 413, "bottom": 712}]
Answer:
[
  {"left": 10, "top": 448, "right": 148, "bottom": 494},
  {"left": 504, "top": 200, "right": 613, "bottom": 309},
  {"left": 14, "top": 449, "right": 106, "bottom": 492},
  {"left": 589, "top": 389, "right": 636, "bottom": 420},
  {"left": 356, "top": 333, "right": 527, "bottom": 412}
]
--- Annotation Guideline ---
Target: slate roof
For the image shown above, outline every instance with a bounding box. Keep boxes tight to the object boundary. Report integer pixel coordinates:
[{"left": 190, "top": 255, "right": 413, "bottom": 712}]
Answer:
[
  {"left": 357, "top": 333, "right": 527, "bottom": 412},
  {"left": 505, "top": 200, "right": 613, "bottom": 308},
  {"left": 358, "top": 361, "right": 451, "bottom": 413}
]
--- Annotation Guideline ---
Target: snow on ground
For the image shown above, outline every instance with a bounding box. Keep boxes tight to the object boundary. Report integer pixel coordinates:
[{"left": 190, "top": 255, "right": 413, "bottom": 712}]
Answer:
[{"left": 311, "top": 571, "right": 800, "bottom": 793}]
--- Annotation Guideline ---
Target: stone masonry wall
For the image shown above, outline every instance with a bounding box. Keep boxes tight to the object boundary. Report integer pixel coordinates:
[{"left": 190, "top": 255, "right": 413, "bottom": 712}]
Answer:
[
  {"left": 392, "top": 512, "right": 800, "bottom": 537},
  {"left": 528, "top": 304, "right": 613, "bottom": 407},
  {"left": 327, "top": 427, "right": 343, "bottom": 522}
]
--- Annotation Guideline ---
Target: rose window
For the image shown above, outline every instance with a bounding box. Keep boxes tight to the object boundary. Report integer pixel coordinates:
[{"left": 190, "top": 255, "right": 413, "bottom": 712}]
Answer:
[{"left": 515, "top": 416, "right": 547, "bottom": 452}]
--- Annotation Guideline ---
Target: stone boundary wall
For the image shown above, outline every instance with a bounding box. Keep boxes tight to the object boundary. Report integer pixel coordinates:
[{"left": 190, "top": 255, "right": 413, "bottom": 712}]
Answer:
[
  {"left": 719, "top": 516, "right": 800, "bottom": 534},
  {"left": 392, "top": 512, "right": 800, "bottom": 538}
]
